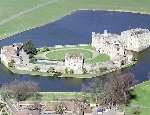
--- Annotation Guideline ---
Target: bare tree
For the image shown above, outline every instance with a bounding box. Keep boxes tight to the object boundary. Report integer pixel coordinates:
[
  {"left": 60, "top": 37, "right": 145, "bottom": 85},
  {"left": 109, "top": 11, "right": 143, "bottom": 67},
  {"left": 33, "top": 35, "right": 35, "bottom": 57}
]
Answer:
[
  {"left": 82, "top": 73, "right": 135, "bottom": 108},
  {"left": 55, "top": 102, "right": 67, "bottom": 115},
  {"left": 1, "top": 80, "right": 39, "bottom": 102}
]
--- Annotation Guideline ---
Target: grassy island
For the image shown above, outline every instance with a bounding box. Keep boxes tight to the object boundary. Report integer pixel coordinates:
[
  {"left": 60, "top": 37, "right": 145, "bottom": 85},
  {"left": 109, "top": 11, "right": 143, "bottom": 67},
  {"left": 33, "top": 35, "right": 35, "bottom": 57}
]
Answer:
[{"left": 0, "top": 0, "right": 150, "bottom": 39}]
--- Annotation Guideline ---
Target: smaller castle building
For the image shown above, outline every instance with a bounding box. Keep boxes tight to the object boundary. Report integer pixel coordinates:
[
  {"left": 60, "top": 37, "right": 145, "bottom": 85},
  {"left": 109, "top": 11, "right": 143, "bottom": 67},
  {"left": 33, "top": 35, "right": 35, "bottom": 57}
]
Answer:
[
  {"left": 65, "top": 53, "right": 84, "bottom": 74},
  {"left": 121, "top": 28, "right": 150, "bottom": 52},
  {"left": 1, "top": 43, "right": 29, "bottom": 67}
]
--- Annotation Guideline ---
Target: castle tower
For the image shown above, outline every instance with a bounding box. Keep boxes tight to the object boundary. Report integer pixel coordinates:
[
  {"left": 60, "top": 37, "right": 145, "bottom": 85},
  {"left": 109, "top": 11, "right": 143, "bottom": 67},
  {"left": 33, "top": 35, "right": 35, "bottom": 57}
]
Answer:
[
  {"left": 65, "top": 53, "right": 84, "bottom": 74},
  {"left": 121, "top": 28, "right": 150, "bottom": 52}
]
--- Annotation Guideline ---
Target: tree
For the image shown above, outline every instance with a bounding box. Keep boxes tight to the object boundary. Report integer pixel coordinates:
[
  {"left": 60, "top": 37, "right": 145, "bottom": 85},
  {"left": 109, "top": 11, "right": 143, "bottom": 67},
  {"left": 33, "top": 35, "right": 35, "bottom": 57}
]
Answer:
[
  {"left": 73, "top": 98, "right": 88, "bottom": 115},
  {"left": 29, "top": 58, "right": 37, "bottom": 64},
  {"left": 70, "top": 69, "right": 74, "bottom": 74},
  {"left": 47, "top": 67, "right": 55, "bottom": 73},
  {"left": 82, "top": 73, "right": 135, "bottom": 107},
  {"left": 83, "top": 68, "right": 87, "bottom": 74},
  {"left": 55, "top": 102, "right": 67, "bottom": 115},
  {"left": 65, "top": 68, "right": 69, "bottom": 74},
  {"left": 32, "top": 66, "right": 40, "bottom": 72},
  {"left": 1, "top": 80, "right": 39, "bottom": 102},
  {"left": 23, "top": 40, "right": 37, "bottom": 58}
]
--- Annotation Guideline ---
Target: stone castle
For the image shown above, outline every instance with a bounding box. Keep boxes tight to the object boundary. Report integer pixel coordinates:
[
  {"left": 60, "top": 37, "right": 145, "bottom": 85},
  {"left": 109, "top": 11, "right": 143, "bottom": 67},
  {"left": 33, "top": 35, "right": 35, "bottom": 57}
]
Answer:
[
  {"left": 92, "top": 28, "right": 150, "bottom": 60},
  {"left": 1, "top": 28, "right": 150, "bottom": 75},
  {"left": 1, "top": 43, "right": 29, "bottom": 67}
]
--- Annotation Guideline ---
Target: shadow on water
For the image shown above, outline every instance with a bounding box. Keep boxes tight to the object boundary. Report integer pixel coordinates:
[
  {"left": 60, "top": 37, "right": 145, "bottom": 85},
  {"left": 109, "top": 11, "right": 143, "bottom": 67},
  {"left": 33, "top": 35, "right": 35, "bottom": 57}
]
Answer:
[{"left": 0, "top": 10, "right": 150, "bottom": 91}]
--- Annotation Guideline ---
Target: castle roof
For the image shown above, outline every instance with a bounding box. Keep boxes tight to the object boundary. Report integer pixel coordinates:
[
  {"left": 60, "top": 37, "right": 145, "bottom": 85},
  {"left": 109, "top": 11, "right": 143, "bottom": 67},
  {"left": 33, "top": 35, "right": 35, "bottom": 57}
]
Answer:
[{"left": 121, "top": 28, "right": 150, "bottom": 36}]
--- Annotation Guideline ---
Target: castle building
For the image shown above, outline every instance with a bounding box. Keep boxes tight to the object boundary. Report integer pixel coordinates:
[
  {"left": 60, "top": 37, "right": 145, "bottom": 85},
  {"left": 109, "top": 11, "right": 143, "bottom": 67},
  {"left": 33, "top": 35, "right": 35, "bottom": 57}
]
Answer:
[
  {"left": 1, "top": 43, "right": 29, "bottom": 67},
  {"left": 121, "top": 28, "right": 150, "bottom": 52},
  {"left": 92, "top": 28, "right": 150, "bottom": 61},
  {"left": 65, "top": 53, "right": 84, "bottom": 74},
  {"left": 92, "top": 30, "right": 125, "bottom": 59}
]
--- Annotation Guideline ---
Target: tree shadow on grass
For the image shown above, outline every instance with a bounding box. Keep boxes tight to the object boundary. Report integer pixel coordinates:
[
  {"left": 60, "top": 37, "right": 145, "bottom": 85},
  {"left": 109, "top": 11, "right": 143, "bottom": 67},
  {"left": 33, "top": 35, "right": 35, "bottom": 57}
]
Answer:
[{"left": 127, "top": 89, "right": 137, "bottom": 105}]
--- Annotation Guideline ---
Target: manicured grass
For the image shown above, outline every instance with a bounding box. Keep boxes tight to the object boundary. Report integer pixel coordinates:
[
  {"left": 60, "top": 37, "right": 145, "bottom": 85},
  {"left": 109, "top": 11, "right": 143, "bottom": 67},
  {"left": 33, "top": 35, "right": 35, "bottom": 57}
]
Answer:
[
  {"left": 0, "top": 0, "right": 150, "bottom": 39},
  {"left": 45, "top": 46, "right": 110, "bottom": 63},
  {"left": 29, "top": 92, "right": 83, "bottom": 101},
  {"left": 85, "top": 54, "right": 110, "bottom": 64},
  {"left": 126, "top": 81, "right": 150, "bottom": 115},
  {"left": 46, "top": 48, "right": 93, "bottom": 61}
]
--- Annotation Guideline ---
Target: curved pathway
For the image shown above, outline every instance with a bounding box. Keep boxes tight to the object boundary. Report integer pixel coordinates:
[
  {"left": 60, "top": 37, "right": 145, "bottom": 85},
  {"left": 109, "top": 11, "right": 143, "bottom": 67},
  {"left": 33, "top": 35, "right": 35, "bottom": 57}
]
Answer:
[{"left": 0, "top": 0, "right": 59, "bottom": 26}]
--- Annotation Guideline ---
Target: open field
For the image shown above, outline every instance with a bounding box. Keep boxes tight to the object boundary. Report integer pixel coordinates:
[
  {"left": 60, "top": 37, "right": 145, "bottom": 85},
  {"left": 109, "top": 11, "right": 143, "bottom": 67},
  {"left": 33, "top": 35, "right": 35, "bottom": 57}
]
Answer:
[
  {"left": 0, "top": 0, "right": 150, "bottom": 39},
  {"left": 126, "top": 81, "right": 150, "bottom": 115},
  {"left": 29, "top": 92, "right": 83, "bottom": 101}
]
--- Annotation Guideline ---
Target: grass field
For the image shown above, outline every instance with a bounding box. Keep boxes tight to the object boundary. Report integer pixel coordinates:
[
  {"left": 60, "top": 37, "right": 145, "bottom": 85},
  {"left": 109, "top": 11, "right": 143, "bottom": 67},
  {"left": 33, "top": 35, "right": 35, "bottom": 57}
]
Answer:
[
  {"left": 46, "top": 49, "right": 92, "bottom": 61},
  {"left": 45, "top": 46, "right": 110, "bottom": 63},
  {"left": 126, "top": 81, "right": 150, "bottom": 115},
  {"left": 85, "top": 54, "right": 110, "bottom": 64},
  {"left": 0, "top": 0, "right": 150, "bottom": 39},
  {"left": 29, "top": 92, "right": 82, "bottom": 101}
]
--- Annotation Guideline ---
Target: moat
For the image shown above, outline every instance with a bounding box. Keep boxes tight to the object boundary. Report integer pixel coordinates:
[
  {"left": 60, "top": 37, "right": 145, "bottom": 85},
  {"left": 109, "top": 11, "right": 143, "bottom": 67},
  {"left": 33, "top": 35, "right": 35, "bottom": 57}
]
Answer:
[{"left": 1, "top": 10, "right": 150, "bottom": 91}]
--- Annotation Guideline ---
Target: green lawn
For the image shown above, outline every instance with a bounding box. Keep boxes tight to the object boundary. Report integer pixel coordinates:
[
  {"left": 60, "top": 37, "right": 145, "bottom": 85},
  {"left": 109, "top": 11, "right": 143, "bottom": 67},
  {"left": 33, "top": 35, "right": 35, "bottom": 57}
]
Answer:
[
  {"left": 46, "top": 48, "right": 93, "bottom": 61},
  {"left": 126, "top": 81, "right": 150, "bottom": 115},
  {"left": 85, "top": 54, "right": 110, "bottom": 64},
  {"left": 45, "top": 46, "right": 110, "bottom": 63},
  {"left": 29, "top": 92, "right": 82, "bottom": 101},
  {"left": 0, "top": 0, "right": 150, "bottom": 39}
]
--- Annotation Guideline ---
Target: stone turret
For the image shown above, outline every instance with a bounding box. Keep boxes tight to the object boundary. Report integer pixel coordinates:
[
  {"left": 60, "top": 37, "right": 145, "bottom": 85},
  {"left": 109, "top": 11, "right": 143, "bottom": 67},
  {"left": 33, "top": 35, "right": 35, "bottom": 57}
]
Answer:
[
  {"left": 65, "top": 53, "right": 84, "bottom": 74},
  {"left": 121, "top": 28, "right": 150, "bottom": 52}
]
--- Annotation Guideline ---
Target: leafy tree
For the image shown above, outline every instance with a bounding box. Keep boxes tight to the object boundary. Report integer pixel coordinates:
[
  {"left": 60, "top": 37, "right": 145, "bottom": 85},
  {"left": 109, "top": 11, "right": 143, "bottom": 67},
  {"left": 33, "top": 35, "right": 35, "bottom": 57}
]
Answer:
[
  {"left": 52, "top": 71, "right": 62, "bottom": 77},
  {"left": 70, "top": 69, "right": 74, "bottom": 74},
  {"left": 29, "top": 58, "right": 37, "bottom": 63},
  {"left": 32, "top": 66, "right": 40, "bottom": 72},
  {"left": 47, "top": 67, "right": 55, "bottom": 73},
  {"left": 23, "top": 40, "right": 37, "bottom": 58},
  {"left": 43, "top": 46, "right": 50, "bottom": 52},
  {"left": 65, "top": 68, "right": 69, "bottom": 74},
  {"left": 83, "top": 68, "right": 87, "bottom": 74}
]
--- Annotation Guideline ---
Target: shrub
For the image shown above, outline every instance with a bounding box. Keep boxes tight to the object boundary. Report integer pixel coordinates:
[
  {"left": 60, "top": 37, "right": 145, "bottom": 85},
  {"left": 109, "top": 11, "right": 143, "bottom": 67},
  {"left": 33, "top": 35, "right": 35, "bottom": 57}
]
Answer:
[
  {"left": 29, "top": 58, "right": 37, "bottom": 64},
  {"left": 32, "top": 66, "right": 40, "bottom": 72},
  {"left": 47, "top": 67, "right": 55, "bottom": 73},
  {"left": 8, "top": 60, "right": 15, "bottom": 68},
  {"left": 70, "top": 69, "right": 74, "bottom": 74},
  {"left": 83, "top": 68, "right": 87, "bottom": 74},
  {"left": 65, "top": 68, "right": 69, "bottom": 74}
]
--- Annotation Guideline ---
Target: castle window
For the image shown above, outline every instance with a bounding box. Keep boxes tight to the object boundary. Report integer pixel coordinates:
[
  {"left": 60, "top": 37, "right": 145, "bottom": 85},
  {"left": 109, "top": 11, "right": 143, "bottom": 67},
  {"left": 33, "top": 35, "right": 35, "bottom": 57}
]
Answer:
[{"left": 117, "top": 48, "right": 120, "bottom": 51}]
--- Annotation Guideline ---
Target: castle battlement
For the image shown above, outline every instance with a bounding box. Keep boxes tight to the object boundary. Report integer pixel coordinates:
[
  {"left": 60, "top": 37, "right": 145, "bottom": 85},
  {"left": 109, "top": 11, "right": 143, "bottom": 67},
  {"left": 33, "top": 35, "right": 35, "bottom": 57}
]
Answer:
[{"left": 92, "top": 28, "right": 150, "bottom": 56}]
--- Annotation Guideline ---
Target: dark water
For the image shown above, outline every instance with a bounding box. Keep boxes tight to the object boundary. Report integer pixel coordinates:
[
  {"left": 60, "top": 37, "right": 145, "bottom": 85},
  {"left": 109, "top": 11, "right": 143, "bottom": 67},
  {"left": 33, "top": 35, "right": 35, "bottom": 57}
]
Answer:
[{"left": 0, "top": 10, "right": 150, "bottom": 91}]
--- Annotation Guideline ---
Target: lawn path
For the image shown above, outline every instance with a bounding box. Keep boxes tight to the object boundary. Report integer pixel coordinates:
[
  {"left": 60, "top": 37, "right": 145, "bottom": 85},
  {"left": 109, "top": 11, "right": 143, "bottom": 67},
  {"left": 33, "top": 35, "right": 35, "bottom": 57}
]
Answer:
[{"left": 0, "top": 0, "right": 59, "bottom": 26}]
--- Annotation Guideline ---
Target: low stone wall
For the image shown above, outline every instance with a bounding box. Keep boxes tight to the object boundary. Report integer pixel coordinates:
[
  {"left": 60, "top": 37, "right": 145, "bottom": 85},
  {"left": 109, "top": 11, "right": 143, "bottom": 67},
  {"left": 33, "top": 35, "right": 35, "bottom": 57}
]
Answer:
[{"left": 46, "top": 44, "right": 90, "bottom": 49}]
